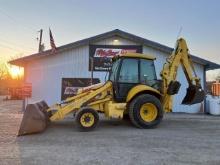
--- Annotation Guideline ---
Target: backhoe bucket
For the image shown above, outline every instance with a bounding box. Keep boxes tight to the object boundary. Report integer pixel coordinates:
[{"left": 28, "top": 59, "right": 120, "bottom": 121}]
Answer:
[
  {"left": 182, "top": 85, "right": 205, "bottom": 105},
  {"left": 18, "top": 100, "right": 50, "bottom": 136}
]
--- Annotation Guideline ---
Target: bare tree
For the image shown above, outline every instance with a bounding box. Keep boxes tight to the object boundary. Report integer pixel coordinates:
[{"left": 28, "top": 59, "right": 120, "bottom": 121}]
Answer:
[
  {"left": 0, "top": 63, "right": 11, "bottom": 80},
  {"left": 9, "top": 53, "right": 25, "bottom": 61}
]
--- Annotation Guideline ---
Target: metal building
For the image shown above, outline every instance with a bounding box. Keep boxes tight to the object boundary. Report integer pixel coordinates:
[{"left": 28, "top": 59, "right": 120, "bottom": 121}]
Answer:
[{"left": 10, "top": 29, "right": 220, "bottom": 113}]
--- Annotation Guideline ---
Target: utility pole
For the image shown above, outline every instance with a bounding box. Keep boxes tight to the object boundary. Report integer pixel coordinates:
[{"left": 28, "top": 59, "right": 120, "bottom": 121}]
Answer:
[{"left": 38, "top": 29, "right": 43, "bottom": 53}]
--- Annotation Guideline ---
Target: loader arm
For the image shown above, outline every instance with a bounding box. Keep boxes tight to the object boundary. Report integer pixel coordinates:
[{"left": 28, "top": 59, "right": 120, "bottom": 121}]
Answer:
[
  {"left": 160, "top": 38, "right": 205, "bottom": 112},
  {"left": 49, "top": 81, "right": 113, "bottom": 121}
]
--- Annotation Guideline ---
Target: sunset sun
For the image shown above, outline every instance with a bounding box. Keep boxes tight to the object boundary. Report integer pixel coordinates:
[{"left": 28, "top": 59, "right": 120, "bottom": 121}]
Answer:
[{"left": 9, "top": 66, "right": 24, "bottom": 79}]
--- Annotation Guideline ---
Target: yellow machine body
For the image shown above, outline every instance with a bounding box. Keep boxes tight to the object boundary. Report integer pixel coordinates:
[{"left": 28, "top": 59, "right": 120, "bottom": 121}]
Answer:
[
  {"left": 48, "top": 82, "right": 160, "bottom": 122},
  {"left": 126, "top": 84, "right": 161, "bottom": 102}
]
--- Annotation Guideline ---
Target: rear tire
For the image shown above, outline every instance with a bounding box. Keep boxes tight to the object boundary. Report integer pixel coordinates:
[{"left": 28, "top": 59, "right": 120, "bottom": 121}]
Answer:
[
  {"left": 75, "top": 108, "right": 99, "bottom": 131},
  {"left": 129, "top": 94, "right": 163, "bottom": 128}
]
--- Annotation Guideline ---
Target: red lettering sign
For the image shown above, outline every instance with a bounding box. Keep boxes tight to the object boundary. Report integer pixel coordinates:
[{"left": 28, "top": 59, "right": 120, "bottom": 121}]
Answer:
[
  {"left": 94, "top": 48, "right": 137, "bottom": 58},
  {"left": 22, "top": 83, "right": 32, "bottom": 98}
]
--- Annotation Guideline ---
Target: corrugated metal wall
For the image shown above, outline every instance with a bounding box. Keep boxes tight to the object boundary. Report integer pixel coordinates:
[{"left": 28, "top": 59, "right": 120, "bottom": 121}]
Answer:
[
  {"left": 25, "top": 36, "right": 204, "bottom": 113},
  {"left": 26, "top": 46, "right": 90, "bottom": 105}
]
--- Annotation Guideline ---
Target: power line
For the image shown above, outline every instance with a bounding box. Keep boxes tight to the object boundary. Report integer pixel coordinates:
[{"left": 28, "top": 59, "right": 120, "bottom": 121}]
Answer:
[
  {"left": 0, "top": 30, "right": 38, "bottom": 50},
  {"left": 0, "top": 28, "right": 39, "bottom": 47},
  {"left": 0, "top": 8, "right": 47, "bottom": 55},
  {"left": 0, "top": 7, "right": 40, "bottom": 53},
  {"left": 0, "top": 38, "right": 36, "bottom": 51},
  {"left": 0, "top": 7, "right": 37, "bottom": 33},
  {"left": 0, "top": 43, "right": 30, "bottom": 53}
]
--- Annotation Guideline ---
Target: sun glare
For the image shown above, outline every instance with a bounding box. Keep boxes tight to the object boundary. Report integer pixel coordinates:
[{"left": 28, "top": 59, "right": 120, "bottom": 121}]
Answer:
[{"left": 10, "top": 66, "right": 24, "bottom": 79}]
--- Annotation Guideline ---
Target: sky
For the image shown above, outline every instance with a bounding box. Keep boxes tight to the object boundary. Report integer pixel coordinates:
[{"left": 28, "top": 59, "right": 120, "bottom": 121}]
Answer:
[{"left": 0, "top": 0, "right": 219, "bottom": 80}]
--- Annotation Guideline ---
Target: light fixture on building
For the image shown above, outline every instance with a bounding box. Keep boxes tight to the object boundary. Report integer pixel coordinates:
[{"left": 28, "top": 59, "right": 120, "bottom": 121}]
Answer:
[{"left": 113, "top": 39, "right": 119, "bottom": 45}]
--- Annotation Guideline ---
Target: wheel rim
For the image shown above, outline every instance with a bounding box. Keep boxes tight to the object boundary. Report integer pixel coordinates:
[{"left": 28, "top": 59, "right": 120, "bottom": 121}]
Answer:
[
  {"left": 140, "top": 103, "right": 158, "bottom": 122},
  {"left": 80, "top": 112, "right": 95, "bottom": 127}
]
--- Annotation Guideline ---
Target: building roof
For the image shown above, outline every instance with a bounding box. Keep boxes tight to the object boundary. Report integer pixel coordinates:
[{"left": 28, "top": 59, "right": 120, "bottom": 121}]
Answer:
[{"left": 9, "top": 29, "right": 220, "bottom": 70}]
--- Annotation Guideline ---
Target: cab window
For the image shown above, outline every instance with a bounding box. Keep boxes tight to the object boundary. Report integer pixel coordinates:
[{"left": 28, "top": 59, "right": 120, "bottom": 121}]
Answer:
[
  {"left": 140, "top": 59, "right": 157, "bottom": 84},
  {"left": 109, "top": 59, "right": 121, "bottom": 82},
  {"left": 118, "top": 58, "right": 139, "bottom": 83}
]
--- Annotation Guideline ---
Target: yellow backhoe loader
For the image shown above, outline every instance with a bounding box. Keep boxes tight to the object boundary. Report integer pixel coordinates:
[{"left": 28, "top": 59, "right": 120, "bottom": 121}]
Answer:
[{"left": 18, "top": 38, "right": 205, "bottom": 136}]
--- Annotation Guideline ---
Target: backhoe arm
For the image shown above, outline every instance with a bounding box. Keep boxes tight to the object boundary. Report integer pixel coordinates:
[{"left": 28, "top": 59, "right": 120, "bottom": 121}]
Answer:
[{"left": 160, "top": 38, "right": 205, "bottom": 112}]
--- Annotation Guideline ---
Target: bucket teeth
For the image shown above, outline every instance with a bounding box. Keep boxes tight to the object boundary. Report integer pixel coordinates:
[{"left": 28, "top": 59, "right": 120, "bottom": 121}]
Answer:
[
  {"left": 182, "top": 85, "right": 205, "bottom": 105},
  {"left": 18, "top": 100, "right": 50, "bottom": 136}
]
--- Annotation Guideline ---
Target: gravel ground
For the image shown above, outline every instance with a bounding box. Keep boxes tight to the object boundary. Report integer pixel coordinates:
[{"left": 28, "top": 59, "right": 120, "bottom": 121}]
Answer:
[{"left": 0, "top": 99, "right": 220, "bottom": 165}]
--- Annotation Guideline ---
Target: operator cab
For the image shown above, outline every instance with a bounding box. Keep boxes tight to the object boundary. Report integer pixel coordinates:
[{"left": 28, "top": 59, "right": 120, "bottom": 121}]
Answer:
[{"left": 109, "top": 53, "right": 159, "bottom": 102}]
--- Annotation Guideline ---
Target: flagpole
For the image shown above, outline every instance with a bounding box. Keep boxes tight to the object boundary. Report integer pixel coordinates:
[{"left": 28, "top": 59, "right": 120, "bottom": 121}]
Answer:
[{"left": 49, "top": 28, "right": 57, "bottom": 52}]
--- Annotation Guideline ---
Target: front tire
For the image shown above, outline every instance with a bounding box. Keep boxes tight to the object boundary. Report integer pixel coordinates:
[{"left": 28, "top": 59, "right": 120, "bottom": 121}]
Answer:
[
  {"left": 75, "top": 108, "right": 99, "bottom": 131},
  {"left": 129, "top": 94, "right": 163, "bottom": 128}
]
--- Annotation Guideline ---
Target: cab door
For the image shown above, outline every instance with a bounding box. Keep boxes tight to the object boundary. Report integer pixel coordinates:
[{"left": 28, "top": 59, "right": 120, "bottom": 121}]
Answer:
[{"left": 114, "top": 58, "right": 139, "bottom": 102}]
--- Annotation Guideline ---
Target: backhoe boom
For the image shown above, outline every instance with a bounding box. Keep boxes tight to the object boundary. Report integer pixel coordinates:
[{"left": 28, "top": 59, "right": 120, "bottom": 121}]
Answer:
[{"left": 160, "top": 38, "right": 205, "bottom": 112}]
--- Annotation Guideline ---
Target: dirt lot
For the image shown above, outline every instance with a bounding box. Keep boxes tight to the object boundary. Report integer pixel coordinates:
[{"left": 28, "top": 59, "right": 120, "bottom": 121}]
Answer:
[{"left": 0, "top": 99, "right": 220, "bottom": 165}]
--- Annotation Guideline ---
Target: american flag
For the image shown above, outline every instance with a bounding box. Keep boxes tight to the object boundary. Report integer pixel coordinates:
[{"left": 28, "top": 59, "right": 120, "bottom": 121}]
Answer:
[{"left": 49, "top": 28, "right": 57, "bottom": 52}]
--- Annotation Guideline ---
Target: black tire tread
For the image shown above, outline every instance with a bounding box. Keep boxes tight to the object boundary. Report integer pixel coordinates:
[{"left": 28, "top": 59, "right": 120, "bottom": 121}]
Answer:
[
  {"left": 75, "top": 107, "right": 99, "bottom": 132},
  {"left": 129, "top": 94, "right": 163, "bottom": 129}
]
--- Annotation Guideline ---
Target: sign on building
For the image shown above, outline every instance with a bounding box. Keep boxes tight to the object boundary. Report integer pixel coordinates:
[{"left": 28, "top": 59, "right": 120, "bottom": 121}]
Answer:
[
  {"left": 89, "top": 45, "right": 142, "bottom": 71},
  {"left": 22, "top": 83, "right": 32, "bottom": 98},
  {"left": 61, "top": 78, "right": 100, "bottom": 100}
]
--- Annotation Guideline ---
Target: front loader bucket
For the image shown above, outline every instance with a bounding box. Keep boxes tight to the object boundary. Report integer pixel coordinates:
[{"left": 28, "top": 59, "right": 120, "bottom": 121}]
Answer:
[
  {"left": 182, "top": 85, "right": 205, "bottom": 105},
  {"left": 18, "top": 101, "right": 50, "bottom": 136},
  {"left": 36, "top": 100, "right": 52, "bottom": 122}
]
